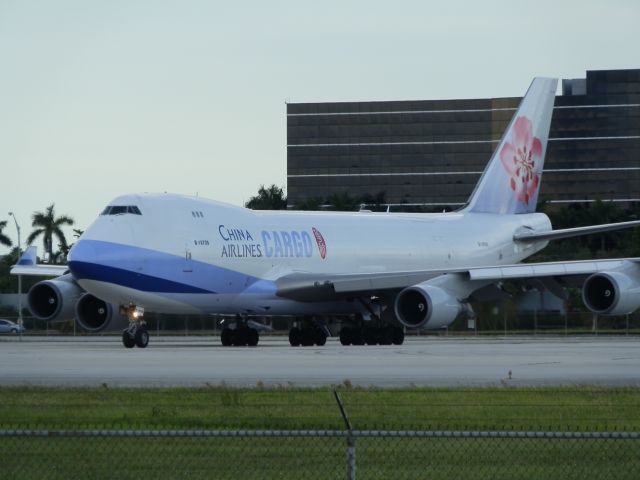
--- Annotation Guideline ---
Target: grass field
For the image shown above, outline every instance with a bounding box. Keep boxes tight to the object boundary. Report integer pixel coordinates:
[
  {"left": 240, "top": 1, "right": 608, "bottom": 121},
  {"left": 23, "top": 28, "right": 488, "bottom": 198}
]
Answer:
[
  {"left": 1, "top": 385, "right": 639, "bottom": 431},
  {"left": 1, "top": 386, "right": 639, "bottom": 479}
]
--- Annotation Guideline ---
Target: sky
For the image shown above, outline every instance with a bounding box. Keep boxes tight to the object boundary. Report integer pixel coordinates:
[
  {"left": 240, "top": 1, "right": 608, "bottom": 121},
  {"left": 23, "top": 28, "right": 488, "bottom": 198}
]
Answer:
[{"left": 1, "top": 0, "right": 639, "bottom": 255}]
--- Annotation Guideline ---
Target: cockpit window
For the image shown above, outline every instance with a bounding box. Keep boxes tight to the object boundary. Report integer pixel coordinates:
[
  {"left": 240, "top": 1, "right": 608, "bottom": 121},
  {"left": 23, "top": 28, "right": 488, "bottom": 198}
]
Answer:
[
  {"left": 100, "top": 205, "right": 142, "bottom": 216},
  {"left": 109, "top": 206, "right": 128, "bottom": 215}
]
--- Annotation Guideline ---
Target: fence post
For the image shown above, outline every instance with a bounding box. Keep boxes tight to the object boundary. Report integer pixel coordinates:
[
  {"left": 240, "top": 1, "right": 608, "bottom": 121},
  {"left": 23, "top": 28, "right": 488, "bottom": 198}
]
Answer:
[
  {"left": 334, "top": 390, "right": 356, "bottom": 480},
  {"left": 626, "top": 314, "right": 629, "bottom": 336},
  {"left": 504, "top": 312, "right": 507, "bottom": 337}
]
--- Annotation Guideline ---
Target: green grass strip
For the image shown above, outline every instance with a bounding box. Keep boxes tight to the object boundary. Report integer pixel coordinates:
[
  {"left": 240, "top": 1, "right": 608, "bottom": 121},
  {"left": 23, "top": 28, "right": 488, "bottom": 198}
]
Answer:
[{"left": 1, "top": 385, "right": 639, "bottom": 431}]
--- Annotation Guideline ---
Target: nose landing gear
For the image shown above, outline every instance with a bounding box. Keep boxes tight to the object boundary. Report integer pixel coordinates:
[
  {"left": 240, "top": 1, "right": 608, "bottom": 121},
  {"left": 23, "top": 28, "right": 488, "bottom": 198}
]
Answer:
[{"left": 120, "top": 305, "right": 148, "bottom": 349}]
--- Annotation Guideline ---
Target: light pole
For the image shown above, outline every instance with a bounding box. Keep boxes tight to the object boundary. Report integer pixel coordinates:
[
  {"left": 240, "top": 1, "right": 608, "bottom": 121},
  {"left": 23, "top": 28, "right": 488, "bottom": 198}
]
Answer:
[{"left": 8, "top": 212, "right": 22, "bottom": 340}]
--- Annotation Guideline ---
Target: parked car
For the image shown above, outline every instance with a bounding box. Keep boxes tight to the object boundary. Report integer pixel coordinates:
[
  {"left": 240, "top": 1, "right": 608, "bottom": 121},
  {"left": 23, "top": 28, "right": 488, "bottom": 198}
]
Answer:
[{"left": 0, "top": 319, "right": 25, "bottom": 334}]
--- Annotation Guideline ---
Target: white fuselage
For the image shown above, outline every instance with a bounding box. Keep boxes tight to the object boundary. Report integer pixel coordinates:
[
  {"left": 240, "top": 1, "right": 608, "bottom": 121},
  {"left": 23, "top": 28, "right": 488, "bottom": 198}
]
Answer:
[{"left": 68, "top": 193, "right": 551, "bottom": 316}]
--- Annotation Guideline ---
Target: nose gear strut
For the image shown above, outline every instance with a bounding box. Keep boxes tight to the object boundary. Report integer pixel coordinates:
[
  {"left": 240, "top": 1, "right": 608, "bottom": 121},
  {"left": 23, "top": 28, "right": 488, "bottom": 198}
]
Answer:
[{"left": 120, "top": 305, "right": 148, "bottom": 349}]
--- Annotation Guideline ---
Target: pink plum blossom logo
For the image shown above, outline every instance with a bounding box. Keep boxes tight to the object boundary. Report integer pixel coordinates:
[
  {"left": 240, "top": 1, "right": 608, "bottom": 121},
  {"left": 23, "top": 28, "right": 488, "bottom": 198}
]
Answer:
[
  {"left": 312, "top": 227, "right": 327, "bottom": 259},
  {"left": 500, "top": 116, "right": 543, "bottom": 204}
]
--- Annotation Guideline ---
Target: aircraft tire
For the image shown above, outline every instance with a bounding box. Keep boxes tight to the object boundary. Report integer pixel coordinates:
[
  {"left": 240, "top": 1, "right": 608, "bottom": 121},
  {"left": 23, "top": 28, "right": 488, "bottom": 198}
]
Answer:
[
  {"left": 247, "top": 328, "right": 259, "bottom": 347},
  {"left": 232, "top": 329, "right": 248, "bottom": 346},
  {"left": 221, "top": 328, "right": 233, "bottom": 346},
  {"left": 363, "top": 328, "right": 378, "bottom": 345},
  {"left": 122, "top": 330, "right": 135, "bottom": 349},
  {"left": 379, "top": 326, "right": 393, "bottom": 345},
  {"left": 352, "top": 328, "right": 365, "bottom": 346},
  {"left": 339, "top": 327, "right": 352, "bottom": 346},
  {"left": 289, "top": 327, "right": 301, "bottom": 347},
  {"left": 392, "top": 326, "right": 405, "bottom": 345},
  {"left": 314, "top": 329, "right": 327, "bottom": 346},
  {"left": 135, "top": 327, "right": 149, "bottom": 348},
  {"left": 300, "top": 329, "right": 314, "bottom": 347}
]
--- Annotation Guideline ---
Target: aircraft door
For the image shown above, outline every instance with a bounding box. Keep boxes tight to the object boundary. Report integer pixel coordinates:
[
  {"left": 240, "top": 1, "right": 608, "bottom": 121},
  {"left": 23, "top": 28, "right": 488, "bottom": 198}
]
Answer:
[{"left": 183, "top": 244, "right": 193, "bottom": 273}]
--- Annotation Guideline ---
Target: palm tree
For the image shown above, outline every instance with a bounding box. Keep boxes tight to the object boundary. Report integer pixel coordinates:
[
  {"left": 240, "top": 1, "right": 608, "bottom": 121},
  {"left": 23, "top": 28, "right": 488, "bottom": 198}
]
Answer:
[
  {"left": 0, "top": 220, "right": 12, "bottom": 249},
  {"left": 26, "top": 204, "right": 74, "bottom": 263}
]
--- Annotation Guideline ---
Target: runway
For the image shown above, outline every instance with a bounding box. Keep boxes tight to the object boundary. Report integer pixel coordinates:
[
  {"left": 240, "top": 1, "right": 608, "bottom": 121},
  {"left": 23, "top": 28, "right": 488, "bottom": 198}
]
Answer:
[{"left": 1, "top": 335, "right": 640, "bottom": 388}]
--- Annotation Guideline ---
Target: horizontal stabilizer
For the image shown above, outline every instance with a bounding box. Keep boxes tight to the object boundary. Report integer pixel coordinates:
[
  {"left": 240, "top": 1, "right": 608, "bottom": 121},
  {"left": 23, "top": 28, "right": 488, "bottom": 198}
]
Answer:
[{"left": 11, "top": 246, "right": 69, "bottom": 276}]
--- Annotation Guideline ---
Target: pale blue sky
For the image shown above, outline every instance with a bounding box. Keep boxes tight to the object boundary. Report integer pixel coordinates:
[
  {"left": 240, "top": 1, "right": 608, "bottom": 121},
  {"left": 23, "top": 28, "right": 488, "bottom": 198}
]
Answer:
[{"left": 1, "top": 0, "right": 639, "bottom": 254}]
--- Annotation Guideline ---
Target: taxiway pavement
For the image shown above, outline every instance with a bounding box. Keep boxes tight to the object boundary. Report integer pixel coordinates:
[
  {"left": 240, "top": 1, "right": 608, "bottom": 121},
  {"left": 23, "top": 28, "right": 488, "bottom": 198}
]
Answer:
[{"left": 1, "top": 335, "right": 639, "bottom": 388}]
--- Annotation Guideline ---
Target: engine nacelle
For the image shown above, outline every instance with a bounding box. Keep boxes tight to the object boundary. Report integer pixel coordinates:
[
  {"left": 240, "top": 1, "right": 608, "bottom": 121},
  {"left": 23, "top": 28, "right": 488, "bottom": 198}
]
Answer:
[
  {"left": 394, "top": 282, "right": 463, "bottom": 329},
  {"left": 75, "top": 294, "right": 129, "bottom": 332},
  {"left": 582, "top": 271, "right": 640, "bottom": 316},
  {"left": 27, "top": 274, "right": 83, "bottom": 322}
]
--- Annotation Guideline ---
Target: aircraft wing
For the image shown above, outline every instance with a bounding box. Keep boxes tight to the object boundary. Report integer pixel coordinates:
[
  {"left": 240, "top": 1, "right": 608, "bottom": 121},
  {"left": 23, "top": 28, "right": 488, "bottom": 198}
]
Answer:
[{"left": 276, "top": 258, "right": 640, "bottom": 302}]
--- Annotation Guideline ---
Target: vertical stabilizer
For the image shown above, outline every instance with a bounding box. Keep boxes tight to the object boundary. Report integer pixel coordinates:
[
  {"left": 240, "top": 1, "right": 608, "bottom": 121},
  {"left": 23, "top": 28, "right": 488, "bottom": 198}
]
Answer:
[
  {"left": 17, "top": 246, "right": 37, "bottom": 266},
  {"left": 466, "top": 77, "right": 557, "bottom": 214}
]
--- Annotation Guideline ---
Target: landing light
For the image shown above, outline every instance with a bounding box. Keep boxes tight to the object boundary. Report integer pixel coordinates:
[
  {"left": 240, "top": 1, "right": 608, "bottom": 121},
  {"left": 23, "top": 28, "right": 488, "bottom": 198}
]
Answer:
[{"left": 119, "top": 305, "right": 145, "bottom": 319}]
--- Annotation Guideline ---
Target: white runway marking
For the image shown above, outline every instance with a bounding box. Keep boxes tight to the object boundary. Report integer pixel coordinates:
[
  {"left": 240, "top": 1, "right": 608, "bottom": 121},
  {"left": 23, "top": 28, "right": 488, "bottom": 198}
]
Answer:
[{"left": 1, "top": 335, "right": 639, "bottom": 388}]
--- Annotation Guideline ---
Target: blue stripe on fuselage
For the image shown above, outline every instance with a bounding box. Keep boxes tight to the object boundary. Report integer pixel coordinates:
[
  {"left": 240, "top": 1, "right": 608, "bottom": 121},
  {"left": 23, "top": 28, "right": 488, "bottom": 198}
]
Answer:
[
  {"left": 68, "top": 239, "right": 270, "bottom": 295},
  {"left": 68, "top": 261, "right": 213, "bottom": 294}
]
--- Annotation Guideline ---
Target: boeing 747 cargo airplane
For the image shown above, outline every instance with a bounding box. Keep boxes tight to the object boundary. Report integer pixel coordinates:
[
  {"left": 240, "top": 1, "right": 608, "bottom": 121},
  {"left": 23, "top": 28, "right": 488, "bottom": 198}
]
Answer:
[{"left": 12, "top": 78, "right": 640, "bottom": 348}]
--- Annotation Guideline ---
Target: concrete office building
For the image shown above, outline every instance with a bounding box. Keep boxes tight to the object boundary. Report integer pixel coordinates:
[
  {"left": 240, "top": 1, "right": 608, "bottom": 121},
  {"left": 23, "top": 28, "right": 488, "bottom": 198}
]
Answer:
[{"left": 287, "top": 69, "right": 640, "bottom": 210}]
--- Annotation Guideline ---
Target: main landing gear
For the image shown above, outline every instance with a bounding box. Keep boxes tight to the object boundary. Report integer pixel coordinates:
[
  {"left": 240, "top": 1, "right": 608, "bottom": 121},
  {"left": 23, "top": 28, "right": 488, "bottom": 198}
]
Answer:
[
  {"left": 220, "top": 316, "right": 260, "bottom": 346},
  {"left": 121, "top": 305, "right": 149, "bottom": 349},
  {"left": 221, "top": 326, "right": 259, "bottom": 346},
  {"left": 288, "top": 319, "right": 328, "bottom": 347}
]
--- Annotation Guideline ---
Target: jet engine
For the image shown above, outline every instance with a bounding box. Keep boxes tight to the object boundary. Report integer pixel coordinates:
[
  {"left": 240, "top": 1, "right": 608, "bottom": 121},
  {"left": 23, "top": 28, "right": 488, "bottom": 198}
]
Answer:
[
  {"left": 75, "top": 293, "right": 129, "bottom": 332},
  {"left": 394, "top": 281, "right": 463, "bottom": 329},
  {"left": 582, "top": 271, "right": 640, "bottom": 316},
  {"left": 27, "top": 274, "right": 83, "bottom": 322}
]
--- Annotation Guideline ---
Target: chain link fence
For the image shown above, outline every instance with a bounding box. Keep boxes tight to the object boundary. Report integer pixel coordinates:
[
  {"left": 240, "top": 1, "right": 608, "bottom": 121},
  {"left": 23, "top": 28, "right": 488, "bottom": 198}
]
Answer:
[
  {"left": 1, "top": 428, "right": 639, "bottom": 479},
  {"left": 3, "top": 310, "right": 640, "bottom": 338}
]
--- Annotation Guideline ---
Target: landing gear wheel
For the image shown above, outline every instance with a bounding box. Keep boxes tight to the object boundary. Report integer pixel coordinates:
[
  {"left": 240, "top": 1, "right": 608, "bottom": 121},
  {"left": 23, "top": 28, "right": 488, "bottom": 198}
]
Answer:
[
  {"left": 134, "top": 327, "right": 149, "bottom": 348},
  {"left": 247, "top": 328, "right": 259, "bottom": 346},
  {"left": 363, "top": 328, "right": 378, "bottom": 345},
  {"left": 392, "top": 326, "right": 405, "bottom": 345},
  {"left": 314, "top": 329, "right": 327, "bottom": 346},
  {"left": 122, "top": 330, "right": 135, "bottom": 348},
  {"left": 351, "top": 328, "right": 365, "bottom": 345},
  {"left": 339, "top": 327, "right": 352, "bottom": 346},
  {"left": 379, "top": 326, "right": 393, "bottom": 345},
  {"left": 232, "top": 328, "right": 248, "bottom": 346},
  {"left": 221, "top": 328, "right": 233, "bottom": 346},
  {"left": 300, "top": 329, "right": 315, "bottom": 347},
  {"left": 289, "top": 327, "right": 302, "bottom": 347}
]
